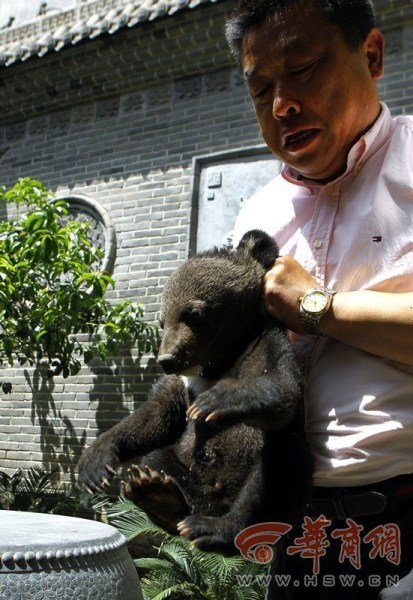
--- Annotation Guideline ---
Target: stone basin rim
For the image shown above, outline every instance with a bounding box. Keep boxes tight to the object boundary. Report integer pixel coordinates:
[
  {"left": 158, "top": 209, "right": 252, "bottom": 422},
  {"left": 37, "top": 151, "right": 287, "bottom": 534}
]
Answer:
[{"left": 0, "top": 510, "right": 126, "bottom": 565}]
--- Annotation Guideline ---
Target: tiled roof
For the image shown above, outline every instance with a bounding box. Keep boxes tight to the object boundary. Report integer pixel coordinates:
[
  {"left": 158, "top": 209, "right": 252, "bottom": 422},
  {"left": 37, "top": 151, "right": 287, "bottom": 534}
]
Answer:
[{"left": 0, "top": 0, "right": 223, "bottom": 67}]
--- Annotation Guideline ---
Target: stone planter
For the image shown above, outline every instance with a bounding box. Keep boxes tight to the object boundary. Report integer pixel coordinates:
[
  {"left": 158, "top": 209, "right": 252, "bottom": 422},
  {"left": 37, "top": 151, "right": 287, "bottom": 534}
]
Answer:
[{"left": 0, "top": 510, "right": 143, "bottom": 599}]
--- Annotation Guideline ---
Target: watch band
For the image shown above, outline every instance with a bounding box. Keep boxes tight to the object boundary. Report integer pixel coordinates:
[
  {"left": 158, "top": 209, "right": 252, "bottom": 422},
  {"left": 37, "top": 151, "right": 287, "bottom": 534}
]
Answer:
[{"left": 299, "top": 288, "right": 337, "bottom": 335}]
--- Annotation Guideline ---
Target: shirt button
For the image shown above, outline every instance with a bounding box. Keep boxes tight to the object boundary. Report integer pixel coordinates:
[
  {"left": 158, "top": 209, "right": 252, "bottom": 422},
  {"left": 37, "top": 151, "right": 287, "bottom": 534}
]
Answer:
[{"left": 313, "top": 239, "right": 323, "bottom": 249}]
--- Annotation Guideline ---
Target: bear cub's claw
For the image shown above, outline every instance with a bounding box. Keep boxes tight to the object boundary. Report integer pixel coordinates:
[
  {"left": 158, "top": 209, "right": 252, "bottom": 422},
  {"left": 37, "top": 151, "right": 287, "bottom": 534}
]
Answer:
[
  {"left": 121, "top": 465, "right": 190, "bottom": 533},
  {"left": 177, "top": 514, "right": 235, "bottom": 554},
  {"left": 177, "top": 514, "right": 217, "bottom": 538},
  {"left": 187, "top": 402, "right": 219, "bottom": 422},
  {"left": 186, "top": 384, "right": 241, "bottom": 424},
  {"left": 121, "top": 465, "right": 172, "bottom": 496}
]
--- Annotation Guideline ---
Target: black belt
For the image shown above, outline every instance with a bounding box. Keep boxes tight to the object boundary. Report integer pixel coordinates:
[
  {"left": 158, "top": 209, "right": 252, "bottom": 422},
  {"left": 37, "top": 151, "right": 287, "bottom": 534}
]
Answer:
[{"left": 307, "top": 473, "right": 413, "bottom": 520}]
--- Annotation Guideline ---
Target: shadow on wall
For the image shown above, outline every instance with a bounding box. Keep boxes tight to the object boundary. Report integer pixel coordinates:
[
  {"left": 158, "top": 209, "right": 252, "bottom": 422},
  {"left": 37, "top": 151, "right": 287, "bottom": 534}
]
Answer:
[
  {"left": 26, "top": 352, "right": 161, "bottom": 486},
  {"left": 26, "top": 364, "right": 86, "bottom": 485},
  {"left": 88, "top": 351, "right": 160, "bottom": 432}
]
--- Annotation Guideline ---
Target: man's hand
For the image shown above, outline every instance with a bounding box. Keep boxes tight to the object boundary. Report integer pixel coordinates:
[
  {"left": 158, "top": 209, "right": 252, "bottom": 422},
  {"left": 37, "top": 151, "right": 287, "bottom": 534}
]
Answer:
[
  {"left": 262, "top": 255, "right": 413, "bottom": 366},
  {"left": 262, "top": 255, "right": 319, "bottom": 333}
]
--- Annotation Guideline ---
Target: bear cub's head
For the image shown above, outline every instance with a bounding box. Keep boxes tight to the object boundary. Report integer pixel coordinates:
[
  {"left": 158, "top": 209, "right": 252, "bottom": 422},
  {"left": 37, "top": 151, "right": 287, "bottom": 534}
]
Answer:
[{"left": 158, "top": 230, "right": 279, "bottom": 378}]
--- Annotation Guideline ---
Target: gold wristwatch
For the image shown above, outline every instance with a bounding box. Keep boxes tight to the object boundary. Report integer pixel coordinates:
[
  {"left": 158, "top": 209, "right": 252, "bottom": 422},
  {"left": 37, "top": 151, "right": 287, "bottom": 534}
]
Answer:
[{"left": 299, "top": 288, "right": 337, "bottom": 335}]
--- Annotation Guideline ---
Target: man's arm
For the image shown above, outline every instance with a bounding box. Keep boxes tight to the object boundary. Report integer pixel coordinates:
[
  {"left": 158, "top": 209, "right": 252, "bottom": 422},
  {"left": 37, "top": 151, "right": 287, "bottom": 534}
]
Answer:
[{"left": 263, "top": 255, "right": 413, "bottom": 366}]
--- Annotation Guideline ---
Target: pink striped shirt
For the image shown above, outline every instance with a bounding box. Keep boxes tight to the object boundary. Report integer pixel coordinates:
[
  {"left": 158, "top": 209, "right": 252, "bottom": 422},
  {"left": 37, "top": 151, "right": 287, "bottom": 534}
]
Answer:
[{"left": 233, "top": 103, "right": 413, "bottom": 486}]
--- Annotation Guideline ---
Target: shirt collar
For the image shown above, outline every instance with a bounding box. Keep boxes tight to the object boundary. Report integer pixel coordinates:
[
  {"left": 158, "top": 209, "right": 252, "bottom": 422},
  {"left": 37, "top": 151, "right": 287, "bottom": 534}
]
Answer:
[{"left": 281, "top": 102, "right": 393, "bottom": 189}]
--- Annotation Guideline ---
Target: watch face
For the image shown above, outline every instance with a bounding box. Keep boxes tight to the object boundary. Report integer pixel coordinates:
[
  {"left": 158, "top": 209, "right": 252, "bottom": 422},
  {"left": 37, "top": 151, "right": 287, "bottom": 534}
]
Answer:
[{"left": 302, "top": 290, "right": 329, "bottom": 314}]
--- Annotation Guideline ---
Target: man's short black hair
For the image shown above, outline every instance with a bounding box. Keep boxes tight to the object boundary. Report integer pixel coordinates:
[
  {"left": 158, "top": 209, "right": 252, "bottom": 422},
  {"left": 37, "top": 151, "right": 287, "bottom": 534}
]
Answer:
[{"left": 225, "top": 0, "right": 377, "bottom": 65}]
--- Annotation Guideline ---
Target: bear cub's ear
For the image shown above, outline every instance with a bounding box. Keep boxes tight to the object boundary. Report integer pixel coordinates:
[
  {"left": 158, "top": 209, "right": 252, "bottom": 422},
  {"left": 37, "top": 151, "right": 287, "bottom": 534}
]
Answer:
[{"left": 237, "top": 230, "right": 279, "bottom": 271}]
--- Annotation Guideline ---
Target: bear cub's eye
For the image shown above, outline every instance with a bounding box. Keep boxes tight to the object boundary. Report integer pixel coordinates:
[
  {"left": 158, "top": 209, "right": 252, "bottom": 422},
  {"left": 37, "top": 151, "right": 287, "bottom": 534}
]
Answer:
[{"left": 181, "top": 307, "right": 204, "bottom": 327}]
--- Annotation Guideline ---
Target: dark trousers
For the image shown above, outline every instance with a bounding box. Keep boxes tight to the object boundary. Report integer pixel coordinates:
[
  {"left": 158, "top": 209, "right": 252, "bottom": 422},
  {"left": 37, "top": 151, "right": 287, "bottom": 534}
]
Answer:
[{"left": 266, "top": 476, "right": 413, "bottom": 599}]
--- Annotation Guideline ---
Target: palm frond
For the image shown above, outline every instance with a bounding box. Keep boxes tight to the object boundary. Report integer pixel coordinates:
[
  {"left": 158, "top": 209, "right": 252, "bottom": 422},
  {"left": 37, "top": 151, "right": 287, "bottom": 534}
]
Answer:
[
  {"left": 76, "top": 490, "right": 112, "bottom": 511},
  {"left": 112, "top": 514, "right": 166, "bottom": 542},
  {"left": 149, "top": 582, "right": 200, "bottom": 599},
  {"left": 105, "top": 494, "right": 138, "bottom": 517},
  {"left": 0, "top": 471, "right": 14, "bottom": 509},
  {"left": 139, "top": 579, "right": 163, "bottom": 599},
  {"left": 23, "top": 466, "right": 56, "bottom": 492},
  {"left": 156, "top": 539, "right": 204, "bottom": 587},
  {"left": 0, "top": 471, "right": 12, "bottom": 489},
  {"left": 135, "top": 558, "right": 175, "bottom": 570},
  {"left": 199, "top": 553, "right": 246, "bottom": 583},
  {"left": 142, "top": 568, "right": 184, "bottom": 593},
  {"left": 233, "top": 588, "right": 264, "bottom": 600},
  {"left": 0, "top": 469, "right": 24, "bottom": 495},
  {"left": 107, "top": 498, "right": 166, "bottom": 541},
  {"left": 139, "top": 578, "right": 173, "bottom": 600}
]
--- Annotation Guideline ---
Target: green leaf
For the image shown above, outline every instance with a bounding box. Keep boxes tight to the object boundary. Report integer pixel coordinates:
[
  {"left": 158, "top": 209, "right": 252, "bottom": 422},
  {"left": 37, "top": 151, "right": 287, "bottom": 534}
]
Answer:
[
  {"left": 41, "top": 235, "right": 58, "bottom": 260},
  {"left": 35, "top": 329, "right": 49, "bottom": 343},
  {"left": 135, "top": 558, "right": 174, "bottom": 570},
  {"left": 70, "top": 294, "right": 82, "bottom": 313},
  {"left": 24, "top": 212, "right": 45, "bottom": 233},
  {"left": 150, "top": 583, "right": 200, "bottom": 600}
]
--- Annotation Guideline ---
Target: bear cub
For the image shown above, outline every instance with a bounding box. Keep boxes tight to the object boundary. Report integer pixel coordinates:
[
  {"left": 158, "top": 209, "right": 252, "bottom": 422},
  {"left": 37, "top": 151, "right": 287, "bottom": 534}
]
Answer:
[{"left": 78, "top": 230, "right": 312, "bottom": 553}]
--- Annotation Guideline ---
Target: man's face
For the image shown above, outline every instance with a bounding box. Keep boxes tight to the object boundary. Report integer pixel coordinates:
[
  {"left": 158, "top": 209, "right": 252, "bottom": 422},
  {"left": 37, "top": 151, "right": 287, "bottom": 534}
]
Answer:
[{"left": 241, "top": 7, "right": 384, "bottom": 182}]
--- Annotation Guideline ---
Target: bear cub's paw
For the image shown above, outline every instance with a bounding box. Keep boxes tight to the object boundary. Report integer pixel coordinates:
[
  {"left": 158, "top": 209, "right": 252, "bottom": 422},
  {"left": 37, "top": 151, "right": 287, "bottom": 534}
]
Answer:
[
  {"left": 187, "top": 382, "right": 247, "bottom": 424},
  {"left": 177, "top": 514, "right": 236, "bottom": 554},
  {"left": 121, "top": 465, "right": 189, "bottom": 533},
  {"left": 77, "top": 444, "right": 119, "bottom": 493}
]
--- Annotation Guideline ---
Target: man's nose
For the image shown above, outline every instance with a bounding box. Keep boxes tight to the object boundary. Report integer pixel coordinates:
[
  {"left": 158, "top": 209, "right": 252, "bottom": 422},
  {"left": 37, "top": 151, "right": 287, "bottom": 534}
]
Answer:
[{"left": 272, "top": 86, "right": 301, "bottom": 119}]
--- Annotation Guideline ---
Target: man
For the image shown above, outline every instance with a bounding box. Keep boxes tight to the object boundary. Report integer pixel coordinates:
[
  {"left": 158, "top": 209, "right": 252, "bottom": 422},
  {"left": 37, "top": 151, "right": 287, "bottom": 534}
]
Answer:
[{"left": 225, "top": 0, "right": 413, "bottom": 597}]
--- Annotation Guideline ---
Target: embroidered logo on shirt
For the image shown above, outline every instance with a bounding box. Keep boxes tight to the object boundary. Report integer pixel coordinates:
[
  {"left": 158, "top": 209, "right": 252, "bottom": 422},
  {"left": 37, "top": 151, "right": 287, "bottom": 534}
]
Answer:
[{"left": 372, "top": 236, "right": 382, "bottom": 242}]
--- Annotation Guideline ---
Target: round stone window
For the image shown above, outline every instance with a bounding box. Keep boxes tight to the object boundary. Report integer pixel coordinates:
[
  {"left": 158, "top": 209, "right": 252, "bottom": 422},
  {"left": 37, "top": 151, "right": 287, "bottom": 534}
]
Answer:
[{"left": 56, "top": 195, "right": 116, "bottom": 274}]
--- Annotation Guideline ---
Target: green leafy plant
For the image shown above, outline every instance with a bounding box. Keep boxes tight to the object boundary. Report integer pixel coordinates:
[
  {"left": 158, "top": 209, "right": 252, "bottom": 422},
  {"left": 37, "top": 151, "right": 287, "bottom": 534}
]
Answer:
[
  {"left": 0, "top": 466, "right": 111, "bottom": 516},
  {"left": 0, "top": 178, "right": 158, "bottom": 394},
  {"left": 106, "top": 497, "right": 268, "bottom": 600}
]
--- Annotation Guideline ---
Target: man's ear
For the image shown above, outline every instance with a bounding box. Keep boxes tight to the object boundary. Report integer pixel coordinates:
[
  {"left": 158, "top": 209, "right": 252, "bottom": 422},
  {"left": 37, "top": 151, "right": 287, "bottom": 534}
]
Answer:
[
  {"left": 365, "top": 28, "right": 384, "bottom": 80},
  {"left": 237, "top": 230, "right": 279, "bottom": 270}
]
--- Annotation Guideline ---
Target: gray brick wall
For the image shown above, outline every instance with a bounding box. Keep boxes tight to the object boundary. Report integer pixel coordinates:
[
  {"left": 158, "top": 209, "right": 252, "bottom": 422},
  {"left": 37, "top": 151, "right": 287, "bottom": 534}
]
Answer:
[
  {"left": 0, "top": 0, "right": 412, "bottom": 482},
  {"left": 376, "top": 1, "right": 413, "bottom": 114}
]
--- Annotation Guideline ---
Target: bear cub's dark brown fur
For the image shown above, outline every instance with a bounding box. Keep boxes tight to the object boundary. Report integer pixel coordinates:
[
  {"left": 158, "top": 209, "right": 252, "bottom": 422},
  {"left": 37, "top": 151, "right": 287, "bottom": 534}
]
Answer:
[{"left": 78, "top": 230, "right": 312, "bottom": 554}]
